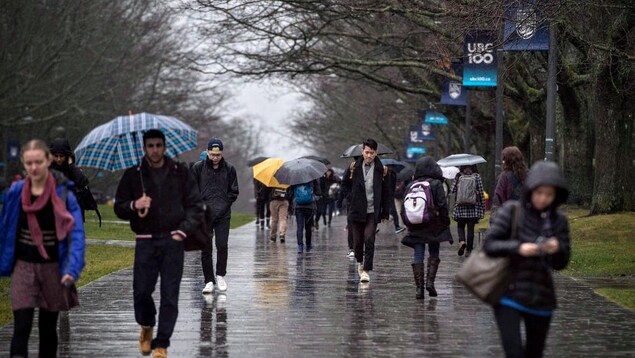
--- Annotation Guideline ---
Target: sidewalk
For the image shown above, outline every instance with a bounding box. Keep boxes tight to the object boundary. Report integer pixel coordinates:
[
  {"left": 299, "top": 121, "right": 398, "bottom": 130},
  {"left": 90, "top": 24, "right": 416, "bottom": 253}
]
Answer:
[{"left": 0, "top": 215, "right": 633, "bottom": 357}]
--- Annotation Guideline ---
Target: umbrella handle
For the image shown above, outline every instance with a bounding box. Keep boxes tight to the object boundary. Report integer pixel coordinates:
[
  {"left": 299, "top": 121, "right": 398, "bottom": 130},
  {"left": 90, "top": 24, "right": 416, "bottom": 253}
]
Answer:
[{"left": 137, "top": 193, "right": 149, "bottom": 218}]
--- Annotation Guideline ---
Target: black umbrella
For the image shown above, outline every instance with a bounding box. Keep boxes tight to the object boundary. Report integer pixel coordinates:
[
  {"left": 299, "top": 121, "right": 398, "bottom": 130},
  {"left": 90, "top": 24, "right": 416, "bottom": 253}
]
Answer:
[
  {"left": 341, "top": 143, "right": 393, "bottom": 158},
  {"left": 300, "top": 155, "right": 331, "bottom": 165},
  {"left": 247, "top": 156, "right": 270, "bottom": 167},
  {"left": 397, "top": 166, "right": 415, "bottom": 182}
]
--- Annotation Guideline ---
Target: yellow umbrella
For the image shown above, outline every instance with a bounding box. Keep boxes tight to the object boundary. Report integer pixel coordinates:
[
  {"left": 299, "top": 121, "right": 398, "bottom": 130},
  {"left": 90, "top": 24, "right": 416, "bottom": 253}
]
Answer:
[{"left": 253, "top": 158, "right": 289, "bottom": 189}]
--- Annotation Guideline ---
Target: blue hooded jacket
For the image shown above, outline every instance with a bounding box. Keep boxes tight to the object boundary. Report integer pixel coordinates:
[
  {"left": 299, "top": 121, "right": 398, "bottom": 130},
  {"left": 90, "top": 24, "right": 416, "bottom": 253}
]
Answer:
[{"left": 0, "top": 177, "right": 85, "bottom": 280}]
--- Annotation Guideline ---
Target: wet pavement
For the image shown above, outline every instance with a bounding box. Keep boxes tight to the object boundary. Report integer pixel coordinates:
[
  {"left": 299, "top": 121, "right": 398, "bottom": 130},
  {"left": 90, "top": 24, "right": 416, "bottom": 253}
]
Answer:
[{"left": 1, "top": 215, "right": 634, "bottom": 357}]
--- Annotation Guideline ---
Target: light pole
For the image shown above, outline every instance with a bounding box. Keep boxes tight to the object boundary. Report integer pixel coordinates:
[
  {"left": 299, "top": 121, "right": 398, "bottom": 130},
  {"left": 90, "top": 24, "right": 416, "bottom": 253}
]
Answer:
[{"left": 545, "top": 23, "right": 557, "bottom": 161}]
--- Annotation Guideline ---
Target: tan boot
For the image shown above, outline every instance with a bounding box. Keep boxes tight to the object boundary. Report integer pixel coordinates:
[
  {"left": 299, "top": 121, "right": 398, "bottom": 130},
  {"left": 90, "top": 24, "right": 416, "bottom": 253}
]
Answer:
[
  {"left": 139, "top": 325, "right": 153, "bottom": 356},
  {"left": 153, "top": 347, "right": 168, "bottom": 358}
]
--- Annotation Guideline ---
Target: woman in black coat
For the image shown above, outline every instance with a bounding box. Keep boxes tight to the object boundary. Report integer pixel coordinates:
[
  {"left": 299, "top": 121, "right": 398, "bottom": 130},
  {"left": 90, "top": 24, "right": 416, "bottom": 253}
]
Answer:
[
  {"left": 400, "top": 156, "right": 452, "bottom": 299},
  {"left": 483, "top": 161, "right": 570, "bottom": 358}
]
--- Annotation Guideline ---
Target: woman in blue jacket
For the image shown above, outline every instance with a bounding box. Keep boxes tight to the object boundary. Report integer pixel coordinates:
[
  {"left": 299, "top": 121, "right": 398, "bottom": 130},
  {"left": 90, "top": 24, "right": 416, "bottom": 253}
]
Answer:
[{"left": 0, "top": 139, "right": 85, "bottom": 357}]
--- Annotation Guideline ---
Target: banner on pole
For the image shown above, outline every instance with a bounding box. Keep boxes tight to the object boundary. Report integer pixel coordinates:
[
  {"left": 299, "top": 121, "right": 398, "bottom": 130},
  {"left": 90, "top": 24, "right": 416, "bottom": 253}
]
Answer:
[
  {"left": 409, "top": 124, "right": 436, "bottom": 143},
  {"left": 424, "top": 111, "right": 448, "bottom": 125},
  {"left": 503, "top": 0, "right": 549, "bottom": 51},
  {"left": 441, "top": 62, "right": 468, "bottom": 106},
  {"left": 463, "top": 30, "right": 497, "bottom": 87}
]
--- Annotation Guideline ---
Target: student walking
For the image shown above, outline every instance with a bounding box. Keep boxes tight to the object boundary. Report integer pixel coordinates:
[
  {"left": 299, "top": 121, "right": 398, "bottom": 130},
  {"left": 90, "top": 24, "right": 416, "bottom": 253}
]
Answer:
[
  {"left": 400, "top": 156, "right": 452, "bottom": 299},
  {"left": 290, "top": 179, "right": 321, "bottom": 253},
  {"left": 269, "top": 186, "right": 290, "bottom": 242},
  {"left": 0, "top": 139, "right": 85, "bottom": 358},
  {"left": 191, "top": 138, "right": 239, "bottom": 294},
  {"left": 115, "top": 129, "right": 202, "bottom": 358},
  {"left": 341, "top": 138, "right": 390, "bottom": 283},
  {"left": 451, "top": 165, "right": 485, "bottom": 258},
  {"left": 484, "top": 161, "right": 570, "bottom": 358}
]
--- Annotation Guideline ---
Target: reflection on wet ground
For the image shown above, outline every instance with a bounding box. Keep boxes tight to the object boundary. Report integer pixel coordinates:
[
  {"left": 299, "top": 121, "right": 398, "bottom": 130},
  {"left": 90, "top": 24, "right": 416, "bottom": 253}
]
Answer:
[{"left": 0, "top": 215, "right": 633, "bottom": 357}]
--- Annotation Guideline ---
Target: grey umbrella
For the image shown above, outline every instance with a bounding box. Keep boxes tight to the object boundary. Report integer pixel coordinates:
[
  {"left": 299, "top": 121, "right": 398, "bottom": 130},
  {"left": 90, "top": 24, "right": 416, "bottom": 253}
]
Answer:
[
  {"left": 274, "top": 158, "right": 328, "bottom": 186},
  {"left": 341, "top": 143, "right": 393, "bottom": 158},
  {"left": 437, "top": 153, "right": 487, "bottom": 167},
  {"left": 300, "top": 155, "right": 331, "bottom": 165}
]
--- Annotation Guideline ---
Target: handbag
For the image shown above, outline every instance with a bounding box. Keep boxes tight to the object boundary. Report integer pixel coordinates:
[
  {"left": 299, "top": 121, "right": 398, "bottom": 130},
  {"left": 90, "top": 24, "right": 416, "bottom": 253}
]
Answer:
[
  {"left": 184, "top": 204, "right": 212, "bottom": 252},
  {"left": 456, "top": 203, "right": 520, "bottom": 305}
]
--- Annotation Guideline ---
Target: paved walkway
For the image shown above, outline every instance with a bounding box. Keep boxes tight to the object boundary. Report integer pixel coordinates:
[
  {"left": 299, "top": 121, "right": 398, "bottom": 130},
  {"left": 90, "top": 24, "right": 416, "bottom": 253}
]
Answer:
[{"left": 1, "top": 215, "right": 634, "bottom": 357}]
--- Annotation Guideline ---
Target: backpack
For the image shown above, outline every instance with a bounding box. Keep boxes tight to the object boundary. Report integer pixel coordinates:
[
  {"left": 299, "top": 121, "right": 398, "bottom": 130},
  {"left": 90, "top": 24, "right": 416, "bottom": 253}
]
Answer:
[
  {"left": 294, "top": 183, "right": 314, "bottom": 204},
  {"left": 401, "top": 180, "right": 436, "bottom": 226},
  {"left": 271, "top": 187, "right": 287, "bottom": 200},
  {"left": 456, "top": 174, "right": 478, "bottom": 205},
  {"left": 328, "top": 183, "right": 340, "bottom": 199},
  {"left": 73, "top": 185, "right": 102, "bottom": 227}
]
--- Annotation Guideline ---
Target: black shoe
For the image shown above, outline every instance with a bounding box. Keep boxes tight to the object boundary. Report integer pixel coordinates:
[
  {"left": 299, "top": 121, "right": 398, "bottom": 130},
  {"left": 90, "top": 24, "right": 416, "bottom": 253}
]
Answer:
[
  {"left": 270, "top": 236, "right": 276, "bottom": 242},
  {"left": 280, "top": 236, "right": 285, "bottom": 243},
  {"left": 458, "top": 242, "right": 466, "bottom": 256}
]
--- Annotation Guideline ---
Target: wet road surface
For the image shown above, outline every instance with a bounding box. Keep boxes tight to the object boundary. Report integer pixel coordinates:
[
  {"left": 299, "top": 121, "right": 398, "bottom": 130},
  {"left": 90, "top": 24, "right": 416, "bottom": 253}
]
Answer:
[{"left": 1, "top": 215, "right": 633, "bottom": 357}]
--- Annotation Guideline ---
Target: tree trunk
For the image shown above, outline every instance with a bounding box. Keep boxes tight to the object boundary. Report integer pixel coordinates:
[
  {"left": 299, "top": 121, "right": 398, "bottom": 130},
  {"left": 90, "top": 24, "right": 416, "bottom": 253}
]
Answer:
[{"left": 591, "top": 15, "right": 635, "bottom": 213}]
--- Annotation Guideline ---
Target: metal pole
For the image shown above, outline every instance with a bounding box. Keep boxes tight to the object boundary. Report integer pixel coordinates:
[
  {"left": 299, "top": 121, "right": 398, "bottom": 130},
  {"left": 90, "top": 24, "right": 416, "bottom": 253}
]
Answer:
[
  {"left": 495, "top": 49, "right": 504, "bottom": 186},
  {"left": 545, "top": 23, "right": 557, "bottom": 161},
  {"left": 446, "top": 124, "right": 451, "bottom": 156},
  {"left": 464, "top": 90, "right": 471, "bottom": 153}
]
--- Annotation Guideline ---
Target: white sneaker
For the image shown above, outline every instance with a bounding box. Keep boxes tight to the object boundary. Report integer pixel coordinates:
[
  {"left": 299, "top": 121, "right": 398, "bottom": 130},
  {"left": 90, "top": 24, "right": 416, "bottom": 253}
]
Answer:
[
  {"left": 202, "top": 282, "right": 215, "bottom": 294},
  {"left": 358, "top": 263, "right": 364, "bottom": 277},
  {"left": 347, "top": 249, "right": 355, "bottom": 258},
  {"left": 360, "top": 271, "right": 370, "bottom": 283},
  {"left": 216, "top": 276, "right": 227, "bottom": 292}
]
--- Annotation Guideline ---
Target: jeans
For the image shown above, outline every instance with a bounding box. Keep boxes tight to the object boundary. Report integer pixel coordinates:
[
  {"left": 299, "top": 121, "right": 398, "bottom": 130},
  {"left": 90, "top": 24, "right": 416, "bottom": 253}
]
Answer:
[
  {"left": 202, "top": 215, "right": 231, "bottom": 278},
  {"left": 11, "top": 308, "right": 59, "bottom": 357},
  {"left": 256, "top": 198, "right": 270, "bottom": 224},
  {"left": 351, "top": 213, "right": 377, "bottom": 271},
  {"left": 457, "top": 218, "right": 478, "bottom": 251},
  {"left": 295, "top": 208, "right": 314, "bottom": 248},
  {"left": 412, "top": 242, "right": 440, "bottom": 264},
  {"left": 269, "top": 199, "right": 289, "bottom": 238},
  {"left": 494, "top": 305, "right": 552, "bottom": 358},
  {"left": 133, "top": 236, "right": 184, "bottom": 349},
  {"left": 315, "top": 199, "right": 327, "bottom": 225}
]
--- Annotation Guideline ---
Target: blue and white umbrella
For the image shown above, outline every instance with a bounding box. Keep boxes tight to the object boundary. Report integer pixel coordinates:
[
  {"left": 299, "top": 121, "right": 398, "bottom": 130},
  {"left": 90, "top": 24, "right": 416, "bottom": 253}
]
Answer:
[{"left": 75, "top": 112, "right": 197, "bottom": 171}]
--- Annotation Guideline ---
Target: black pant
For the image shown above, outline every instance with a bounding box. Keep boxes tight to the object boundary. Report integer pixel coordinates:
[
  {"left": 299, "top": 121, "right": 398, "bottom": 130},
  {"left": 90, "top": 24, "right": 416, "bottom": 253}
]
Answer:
[
  {"left": 202, "top": 216, "right": 231, "bottom": 278},
  {"left": 315, "top": 199, "right": 327, "bottom": 225},
  {"left": 326, "top": 199, "right": 335, "bottom": 224},
  {"left": 457, "top": 218, "right": 478, "bottom": 251},
  {"left": 295, "top": 208, "right": 314, "bottom": 248},
  {"left": 133, "top": 236, "right": 184, "bottom": 349},
  {"left": 494, "top": 305, "right": 552, "bottom": 358},
  {"left": 11, "top": 308, "right": 59, "bottom": 357},
  {"left": 390, "top": 199, "right": 400, "bottom": 230},
  {"left": 351, "top": 213, "right": 377, "bottom": 271},
  {"left": 256, "top": 199, "right": 270, "bottom": 223},
  {"left": 346, "top": 215, "right": 354, "bottom": 250}
]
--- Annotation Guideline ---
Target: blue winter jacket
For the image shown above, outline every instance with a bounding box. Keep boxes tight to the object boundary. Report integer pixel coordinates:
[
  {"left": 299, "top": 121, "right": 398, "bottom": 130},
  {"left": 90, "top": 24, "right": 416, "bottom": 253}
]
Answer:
[{"left": 0, "top": 179, "right": 86, "bottom": 280}]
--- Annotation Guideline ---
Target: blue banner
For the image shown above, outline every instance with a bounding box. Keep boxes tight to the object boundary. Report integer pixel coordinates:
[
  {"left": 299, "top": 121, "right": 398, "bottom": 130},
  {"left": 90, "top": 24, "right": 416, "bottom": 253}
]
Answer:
[
  {"left": 424, "top": 111, "right": 448, "bottom": 125},
  {"left": 409, "top": 124, "right": 435, "bottom": 142},
  {"left": 441, "top": 63, "right": 468, "bottom": 106},
  {"left": 463, "top": 30, "right": 497, "bottom": 87},
  {"left": 503, "top": 1, "right": 549, "bottom": 51},
  {"left": 404, "top": 146, "right": 427, "bottom": 162}
]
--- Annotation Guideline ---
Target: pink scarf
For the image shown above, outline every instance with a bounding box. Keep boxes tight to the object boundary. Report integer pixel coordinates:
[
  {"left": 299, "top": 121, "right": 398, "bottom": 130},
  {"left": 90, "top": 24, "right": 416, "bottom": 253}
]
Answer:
[{"left": 21, "top": 172, "right": 75, "bottom": 260}]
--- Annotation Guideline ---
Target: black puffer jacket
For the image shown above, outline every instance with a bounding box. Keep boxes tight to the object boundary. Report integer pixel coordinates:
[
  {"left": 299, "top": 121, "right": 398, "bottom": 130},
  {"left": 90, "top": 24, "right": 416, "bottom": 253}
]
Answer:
[
  {"left": 341, "top": 156, "right": 390, "bottom": 223},
  {"left": 483, "top": 161, "right": 570, "bottom": 310},
  {"left": 191, "top": 157, "right": 239, "bottom": 219},
  {"left": 114, "top": 157, "right": 203, "bottom": 238},
  {"left": 400, "top": 156, "right": 452, "bottom": 247}
]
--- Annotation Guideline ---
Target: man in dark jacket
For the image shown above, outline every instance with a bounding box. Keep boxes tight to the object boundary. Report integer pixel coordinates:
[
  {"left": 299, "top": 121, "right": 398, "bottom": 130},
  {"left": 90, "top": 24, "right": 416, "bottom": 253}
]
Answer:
[
  {"left": 341, "top": 138, "right": 390, "bottom": 283},
  {"left": 191, "top": 138, "right": 239, "bottom": 294},
  {"left": 114, "top": 129, "right": 202, "bottom": 358}
]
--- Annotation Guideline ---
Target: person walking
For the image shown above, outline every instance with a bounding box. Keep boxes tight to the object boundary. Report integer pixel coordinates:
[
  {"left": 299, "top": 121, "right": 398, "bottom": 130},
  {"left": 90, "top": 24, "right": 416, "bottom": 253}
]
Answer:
[
  {"left": 451, "top": 165, "right": 485, "bottom": 258},
  {"left": 290, "top": 179, "right": 321, "bottom": 253},
  {"left": 269, "top": 186, "right": 290, "bottom": 242},
  {"left": 386, "top": 166, "right": 406, "bottom": 234},
  {"left": 337, "top": 167, "right": 355, "bottom": 258},
  {"left": 341, "top": 138, "right": 390, "bottom": 283},
  {"left": 191, "top": 138, "right": 239, "bottom": 294},
  {"left": 323, "top": 169, "right": 340, "bottom": 228},
  {"left": 254, "top": 179, "right": 271, "bottom": 230},
  {"left": 314, "top": 174, "right": 328, "bottom": 230},
  {"left": 400, "top": 156, "right": 452, "bottom": 299},
  {"left": 115, "top": 129, "right": 202, "bottom": 358},
  {"left": 494, "top": 146, "right": 528, "bottom": 208},
  {"left": 1, "top": 139, "right": 85, "bottom": 358},
  {"left": 484, "top": 161, "right": 570, "bottom": 358}
]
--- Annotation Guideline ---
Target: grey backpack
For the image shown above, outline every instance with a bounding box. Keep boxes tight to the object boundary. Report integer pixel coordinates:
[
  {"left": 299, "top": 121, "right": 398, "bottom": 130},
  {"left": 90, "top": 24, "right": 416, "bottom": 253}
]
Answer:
[{"left": 456, "top": 174, "right": 477, "bottom": 205}]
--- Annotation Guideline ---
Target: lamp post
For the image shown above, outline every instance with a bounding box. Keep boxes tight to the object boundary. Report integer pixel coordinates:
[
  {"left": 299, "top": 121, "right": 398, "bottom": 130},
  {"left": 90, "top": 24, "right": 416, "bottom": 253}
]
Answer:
[{"left": 545, "top": 23, "right": 557, "bottom": 161}]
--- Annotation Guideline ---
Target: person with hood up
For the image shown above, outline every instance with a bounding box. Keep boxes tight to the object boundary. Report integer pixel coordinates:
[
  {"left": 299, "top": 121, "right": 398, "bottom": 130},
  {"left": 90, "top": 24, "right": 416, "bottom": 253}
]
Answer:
[
  {"left": 483, "top": 161, "right": 570, "bottom": 358},
  {"left": 48, "top": 138, "right": 92, "bottom": 220},
  {"left": 400, "top": 156, "right": 452, "bottom": 299}
]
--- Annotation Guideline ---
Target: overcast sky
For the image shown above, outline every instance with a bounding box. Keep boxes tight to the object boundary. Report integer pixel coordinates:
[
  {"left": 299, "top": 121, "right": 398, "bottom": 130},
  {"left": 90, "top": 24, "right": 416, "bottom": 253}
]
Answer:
[{"left": 230, "top": 80, "right": 313, "bottom": 160}]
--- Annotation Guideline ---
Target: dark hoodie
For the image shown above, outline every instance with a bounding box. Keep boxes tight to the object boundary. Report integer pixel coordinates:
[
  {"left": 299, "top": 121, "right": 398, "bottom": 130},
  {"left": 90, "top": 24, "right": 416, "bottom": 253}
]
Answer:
[
  {"left": 484, "top": 161, "right": 571, "bottom": 310},
  {"left": 401, "top": 156, "right": 452, "bottom": 247}
]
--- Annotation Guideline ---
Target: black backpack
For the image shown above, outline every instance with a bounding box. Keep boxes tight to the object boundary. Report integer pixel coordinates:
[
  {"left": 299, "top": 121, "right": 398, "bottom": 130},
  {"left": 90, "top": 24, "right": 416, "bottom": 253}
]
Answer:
[{"left": 73, "top": 185, "right": 102, "bottom": 226}]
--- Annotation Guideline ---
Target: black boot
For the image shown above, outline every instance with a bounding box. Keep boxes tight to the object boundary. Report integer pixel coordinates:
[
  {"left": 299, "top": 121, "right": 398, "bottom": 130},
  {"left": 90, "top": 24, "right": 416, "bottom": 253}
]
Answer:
[
  {"left": 426, "top": 257, "right": 440, "bottom": 297},
  {"left": 412, "top": 263, "right": 426, "bottom": 299}
]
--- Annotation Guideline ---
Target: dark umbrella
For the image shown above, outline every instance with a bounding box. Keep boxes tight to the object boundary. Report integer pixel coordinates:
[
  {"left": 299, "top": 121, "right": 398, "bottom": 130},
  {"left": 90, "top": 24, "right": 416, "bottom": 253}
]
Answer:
[
  {"left": 380, "top": 158, "right": 410, "bottom": 173},
  {"left": 300, "top": 155, "right": 331, "bottom": 165},
  {"left": 247, "top": 156, "right": 270, "bottom": 167},
  {"left": 341, "top": 143, "right": 393, "bottom": 158},
  {"left": 397, "top": 166, "right": 415, "bottom": 182},
  {"left": 274, "top": 158, "right": 328, "bottom": 186}
]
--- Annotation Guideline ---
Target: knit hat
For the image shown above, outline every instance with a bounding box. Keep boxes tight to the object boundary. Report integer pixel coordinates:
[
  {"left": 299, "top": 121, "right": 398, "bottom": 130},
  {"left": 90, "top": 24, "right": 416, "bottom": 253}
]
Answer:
[{"left": 207, "top": 138, "right": 223, "bottom": 152}]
